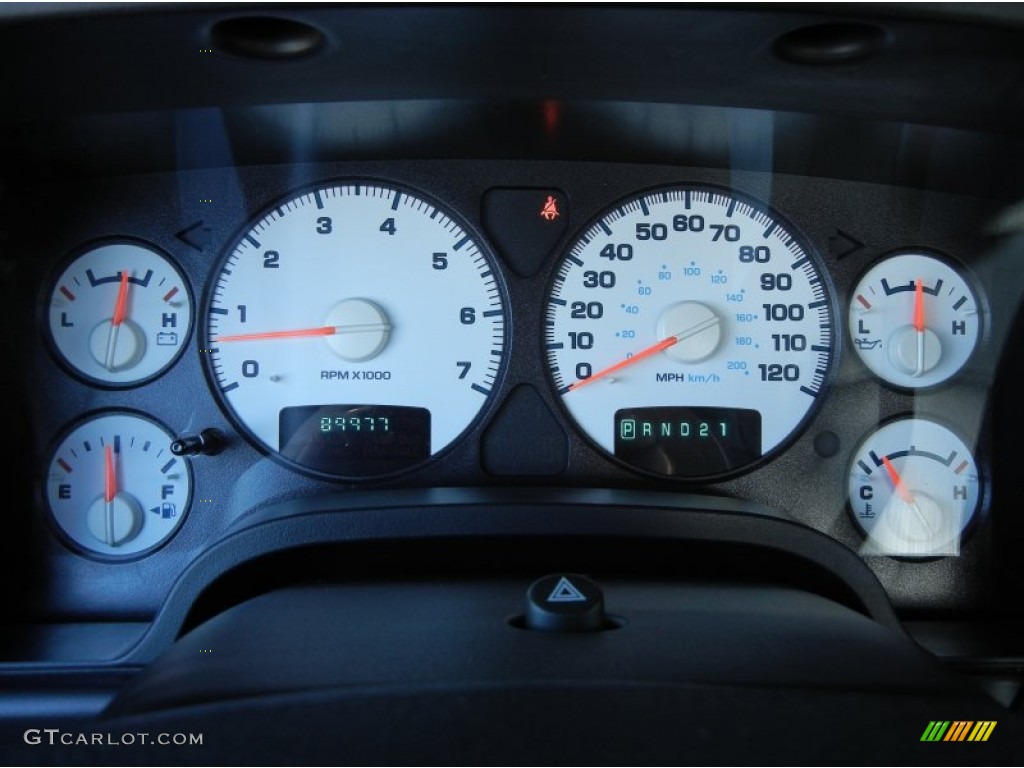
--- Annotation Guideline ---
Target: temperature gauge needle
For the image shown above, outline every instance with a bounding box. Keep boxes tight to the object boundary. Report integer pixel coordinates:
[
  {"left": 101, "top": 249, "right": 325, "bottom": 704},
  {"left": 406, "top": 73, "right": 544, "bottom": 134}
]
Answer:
[
  {"left": 882, "top": 454, "right": 934, "bottom": 536},
  {"left": 104, "top": 269, "right": 131, "bottom": 371},
  {"left": 913, "top": 277, "right": 926, "bottom": 377},
  {"left": 103, "top": 445, "right": 117, "bottom": 547},
  {"left": 216, "top": 323, "right": 391, "bottom": 343}
]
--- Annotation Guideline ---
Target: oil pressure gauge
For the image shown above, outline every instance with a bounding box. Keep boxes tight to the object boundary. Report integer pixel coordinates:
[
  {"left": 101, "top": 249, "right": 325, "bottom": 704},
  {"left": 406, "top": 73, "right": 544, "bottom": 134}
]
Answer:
[
  {"left": 848, "top": 252, "right": 980, "bottom": 389},
  {"left": 47, "top": 240, "right": 193, "bottom": 386},
  {"left": 45, "top": 412, "right": 192, "bottom": 559},
  {"left": 847, "top": 418, "right": 982, "bottom": 557}
]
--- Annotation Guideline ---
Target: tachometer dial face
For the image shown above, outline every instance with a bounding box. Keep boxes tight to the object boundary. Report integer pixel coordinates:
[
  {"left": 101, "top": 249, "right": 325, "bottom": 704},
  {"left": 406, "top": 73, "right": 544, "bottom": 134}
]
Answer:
[
  {"left": 545, "top": 185, "right": 836, "bottom": 480},
  {"left": 205, "top": 181, "right": 507, "bottom": 479},
  {"left": 45, "top": 412, "right": 192, "bottom": 559},
  {"left": 847, "top": 418, "right": 981, "bottom": 557},
  {"left": 848, "top": 252, "right": 981, "bottom": 389},
  {"left": 46, "top": 241, "right": 192, "bottom": 386}
]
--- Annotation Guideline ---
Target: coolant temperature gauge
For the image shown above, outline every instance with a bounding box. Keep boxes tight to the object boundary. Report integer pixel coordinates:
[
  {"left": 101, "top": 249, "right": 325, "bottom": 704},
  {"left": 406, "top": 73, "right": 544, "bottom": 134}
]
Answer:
[
  {"left": 847, "top": 418, "right": 982, "bottom": 557},
  {"left": 46, "top": 412, "right": 192, "bottom": 559},
  {"left": 849, "top": 253, "right": 980, "bottom": 389},
  {"left": 47, "top": 241, "right": 193, "bottom": 386}
]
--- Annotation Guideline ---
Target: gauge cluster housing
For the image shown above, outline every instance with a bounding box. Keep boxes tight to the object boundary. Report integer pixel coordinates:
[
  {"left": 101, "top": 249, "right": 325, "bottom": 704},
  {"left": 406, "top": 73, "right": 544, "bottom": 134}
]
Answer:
[{"left": 1, "top": 4, "right": 1024, "bottom": 762}]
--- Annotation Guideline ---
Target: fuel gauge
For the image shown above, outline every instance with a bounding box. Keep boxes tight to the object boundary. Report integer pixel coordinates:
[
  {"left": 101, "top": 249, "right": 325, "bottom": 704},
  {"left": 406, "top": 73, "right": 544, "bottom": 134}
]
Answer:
[
  {"left": 848, "top": 252, "right": 980, "bottom": 389},
  {"left": 847, "top": 417, "right": 982, "bottom": 557},
  {"left": 45, "top": 412, "right": 192, "bottom": 559},
  {"left": 47, "top": 240, "right": 192, "bottom": 386}
]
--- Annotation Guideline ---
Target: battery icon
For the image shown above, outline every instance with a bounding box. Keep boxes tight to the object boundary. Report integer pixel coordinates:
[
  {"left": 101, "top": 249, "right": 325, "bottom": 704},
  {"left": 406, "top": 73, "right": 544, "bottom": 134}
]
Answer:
[{"left": 620, "top": 418, "right": 636, "bottom": 441}]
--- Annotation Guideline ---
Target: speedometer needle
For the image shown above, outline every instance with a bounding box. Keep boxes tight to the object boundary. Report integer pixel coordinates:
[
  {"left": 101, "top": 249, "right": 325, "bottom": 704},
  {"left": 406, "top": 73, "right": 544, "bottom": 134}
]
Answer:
[
  {"left": 104, "top": 269, "right": 131, "bottom": 371},
  {"left": 216, "top": 323, "right": 392, "bottom": 343},
  {"left": 913, "top": 277, "right": 926, "bottom": 377},
  {"left": 567, "top": 336, "right": 679, "bottom": 393}
]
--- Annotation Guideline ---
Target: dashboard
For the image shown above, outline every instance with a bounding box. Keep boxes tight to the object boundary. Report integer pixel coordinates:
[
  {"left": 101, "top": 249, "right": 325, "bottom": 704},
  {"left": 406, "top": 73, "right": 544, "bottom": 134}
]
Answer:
[{"left": 2, "top": 3, "right": 1024, "bottom": 764}]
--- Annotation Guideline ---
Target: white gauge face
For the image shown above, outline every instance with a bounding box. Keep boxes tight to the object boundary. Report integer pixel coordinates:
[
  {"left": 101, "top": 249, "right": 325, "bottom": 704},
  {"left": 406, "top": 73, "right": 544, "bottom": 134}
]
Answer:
[
  {"left": 46, "top": 413, "right": 192, "bottom": 559},
  {"left": 206, "top": 182, "right": 507, "bottom": 479},
  {"left": 848, "top": 253, "right": 980, "bottom": 389},
  {"left": 847, "top": 418, "right": 981, "bottom": 557},
  {"left": 545, "top": 185, "right": 836, "bottom": 479},
  {"left": 47, "top": 241, "right": 192, "bottom": 386}
]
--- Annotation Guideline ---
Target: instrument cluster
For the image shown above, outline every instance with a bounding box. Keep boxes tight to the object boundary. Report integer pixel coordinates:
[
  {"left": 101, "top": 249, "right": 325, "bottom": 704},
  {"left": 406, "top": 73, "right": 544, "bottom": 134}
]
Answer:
[{"left": 15, "top": 159, "right": 1012, "bottom": 615}]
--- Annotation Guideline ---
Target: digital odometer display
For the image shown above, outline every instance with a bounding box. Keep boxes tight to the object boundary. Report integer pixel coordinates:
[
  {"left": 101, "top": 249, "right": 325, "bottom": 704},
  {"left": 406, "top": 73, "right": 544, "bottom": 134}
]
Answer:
[
  {"left": 279, "top": 404, "right": 430, "bottom": 476},
  {"left": 614, "top": 407, "right": 762, "bottom": 477},
  {"left": 545, "top": 184, "right": 836, "bottom": 480}
]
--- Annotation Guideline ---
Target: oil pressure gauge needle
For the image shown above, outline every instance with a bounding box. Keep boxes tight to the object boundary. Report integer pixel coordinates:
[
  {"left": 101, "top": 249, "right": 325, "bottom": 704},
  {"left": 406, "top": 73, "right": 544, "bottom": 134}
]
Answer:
[
  {"left": 104, "top": 269, "right": 131, "bottom": 371},
  {"left": 103, "top": 445, "right": 117, "bottom": 547},
  {"left": 913, "top": 277, "right": 926, "bottom": 377}
]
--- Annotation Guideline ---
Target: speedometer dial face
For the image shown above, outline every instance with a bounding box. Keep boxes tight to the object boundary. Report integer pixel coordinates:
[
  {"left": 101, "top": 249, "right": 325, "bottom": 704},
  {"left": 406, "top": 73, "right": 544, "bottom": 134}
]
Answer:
[
  {"left": 545, "top": 185, "right": 836, "bottom": 480},
  {"left": 205, "top": 181, "right": 507, "bottom": 479}
]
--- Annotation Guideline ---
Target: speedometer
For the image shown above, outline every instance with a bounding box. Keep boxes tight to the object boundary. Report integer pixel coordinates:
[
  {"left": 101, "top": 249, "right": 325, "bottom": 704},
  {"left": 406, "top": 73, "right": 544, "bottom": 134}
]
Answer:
[
  {"left": 205, "top": 181, "right": 507, "bottom": 479},
  {"left": 545, "top": 184, "right": 836, "bottom": 480}
]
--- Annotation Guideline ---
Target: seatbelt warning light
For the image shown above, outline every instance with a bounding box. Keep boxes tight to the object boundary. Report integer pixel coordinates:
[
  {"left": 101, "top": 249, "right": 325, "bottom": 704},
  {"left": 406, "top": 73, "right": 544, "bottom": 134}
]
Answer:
[{"left": 540, "top": 195, "right": 560, "bottom": 221}]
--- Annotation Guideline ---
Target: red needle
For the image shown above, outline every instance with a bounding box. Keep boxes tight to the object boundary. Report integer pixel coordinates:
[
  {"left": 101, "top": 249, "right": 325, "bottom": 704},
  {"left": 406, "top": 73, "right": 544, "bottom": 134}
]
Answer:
[
  {"left": 913, "top": 278, "right": 925, "bottom": 333},
  {"left": 567, "top": 336, "right": 679, "bottom": 393},
  {"left": 112, "top": 269, "right": 130, "bottom": 326},
  {"left": 216, "top": 326, "right": 338, "bottom": 343},
  {"left": 104, "top": 445, "right": 117, "bottom": 503},
  {"left": 881, "top": 455, "right": 914, "bottom": 504}
]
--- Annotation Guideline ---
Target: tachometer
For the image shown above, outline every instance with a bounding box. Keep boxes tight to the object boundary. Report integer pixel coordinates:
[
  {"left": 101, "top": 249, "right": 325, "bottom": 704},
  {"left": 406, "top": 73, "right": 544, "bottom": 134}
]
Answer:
[
  {"left": 205, "top": 181, "right": 507, "bottom": 479},
  {"left": 545, "top": 184, "right": 836, "bottom": 479}
]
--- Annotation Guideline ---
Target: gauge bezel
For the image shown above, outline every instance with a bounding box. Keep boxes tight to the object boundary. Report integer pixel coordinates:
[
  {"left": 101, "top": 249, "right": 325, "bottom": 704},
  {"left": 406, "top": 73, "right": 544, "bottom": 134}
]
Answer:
[
  {"left": 845, "top": 247, "right": 987, "bottom": 393},
  {"left": 843, "top": 413, "right": 989, "bottom": 561},
  {"left": 40, "top": 236, "right": 196, "bottom": 390},
  {"left": 199, "top": 177, "right": 511, "bottom": 483},
  {"left": 542, "top": 181, "right": 840, "bottom": 483},
  {"left": 41, "top": 408, "right": 195, "bottom": 563}
]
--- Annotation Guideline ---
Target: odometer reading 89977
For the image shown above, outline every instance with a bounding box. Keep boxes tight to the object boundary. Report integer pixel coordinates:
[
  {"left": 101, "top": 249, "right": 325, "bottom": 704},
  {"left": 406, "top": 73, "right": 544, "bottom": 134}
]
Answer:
[{"left": 545, "top": 184, "right": 836, "bottom": 480}]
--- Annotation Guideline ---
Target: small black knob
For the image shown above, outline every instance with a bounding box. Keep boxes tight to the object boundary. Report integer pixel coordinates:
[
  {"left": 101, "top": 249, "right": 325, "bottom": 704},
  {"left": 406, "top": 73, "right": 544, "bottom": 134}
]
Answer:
[
  {"left": 524, "top": 573, "right": 607, "bottom": 633},
  {"left": 170, "top": 428, "right": 224, "bottom": 457}
]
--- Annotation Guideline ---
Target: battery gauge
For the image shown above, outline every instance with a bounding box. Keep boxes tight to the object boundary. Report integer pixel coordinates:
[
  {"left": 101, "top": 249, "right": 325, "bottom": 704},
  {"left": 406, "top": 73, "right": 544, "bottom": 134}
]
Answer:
[{"left": 47, "top": 240, "right": 192, "bottom": 386}]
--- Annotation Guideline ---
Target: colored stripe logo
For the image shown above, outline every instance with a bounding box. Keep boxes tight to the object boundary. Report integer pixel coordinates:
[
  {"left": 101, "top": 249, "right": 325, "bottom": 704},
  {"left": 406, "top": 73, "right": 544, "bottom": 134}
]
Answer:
[{"left": 921, "top": 721, "right": 996, "bottom": 742}]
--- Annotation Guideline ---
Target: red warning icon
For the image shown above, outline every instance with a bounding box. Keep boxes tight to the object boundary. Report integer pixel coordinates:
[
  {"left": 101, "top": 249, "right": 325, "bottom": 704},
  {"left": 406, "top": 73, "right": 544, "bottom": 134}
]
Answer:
[{"left": 539, "top": 195, "right": 560, "bottom": 222}]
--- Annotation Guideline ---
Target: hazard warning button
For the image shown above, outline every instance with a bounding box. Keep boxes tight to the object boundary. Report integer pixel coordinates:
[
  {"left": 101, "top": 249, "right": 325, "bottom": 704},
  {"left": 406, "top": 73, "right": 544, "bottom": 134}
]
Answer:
[{"left": 524, "top": 573, "right": 607, "bottom": 633}]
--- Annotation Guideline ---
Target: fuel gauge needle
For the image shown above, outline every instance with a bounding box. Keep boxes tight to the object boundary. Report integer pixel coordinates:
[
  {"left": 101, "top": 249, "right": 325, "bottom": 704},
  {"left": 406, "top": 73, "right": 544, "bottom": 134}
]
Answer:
[
  {"left": 882, "top": 454, "right": 933, "bottom": 536},
  {"left": 103, "top": 445, "right": 117, "bottom": 547},
  {"left": 104, "top": 269, "right": 131, "bottom": 371}
]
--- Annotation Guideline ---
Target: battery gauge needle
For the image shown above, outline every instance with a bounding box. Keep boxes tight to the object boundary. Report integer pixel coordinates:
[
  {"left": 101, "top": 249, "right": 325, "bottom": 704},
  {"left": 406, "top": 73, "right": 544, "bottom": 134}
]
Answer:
[
  {"left": 882, "top": 455, "right": 934, "bottom": 537},
  {"left": 216, "top": 323, "right": 392, "bottom": 343},
  {"left": 913, "top": 277, "right": 926, "bottom": 377},
  {"left": 103, "top": 445, "right": 117, "bottom": 546},
  {"left": 104, "top": 269, "right": 131, "bottom": 371}
]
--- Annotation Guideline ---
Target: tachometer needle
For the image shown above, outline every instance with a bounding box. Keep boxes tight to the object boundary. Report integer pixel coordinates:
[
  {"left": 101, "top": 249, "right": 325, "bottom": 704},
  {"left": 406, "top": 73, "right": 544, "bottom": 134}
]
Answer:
[
  {"left": 103, "top": 444, "right": 117, "bottom": 547},
  {"left": 104, "top": 269, "right": 131, "bottom": 371},
  {"left": 913, "top": 277, "right": 926, "bottom": 377},
  {"left": 216, "top": 323, "right": 391, "bottom": 343}
]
